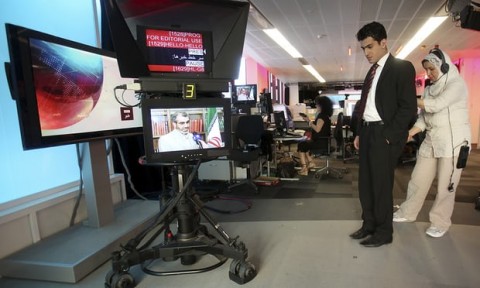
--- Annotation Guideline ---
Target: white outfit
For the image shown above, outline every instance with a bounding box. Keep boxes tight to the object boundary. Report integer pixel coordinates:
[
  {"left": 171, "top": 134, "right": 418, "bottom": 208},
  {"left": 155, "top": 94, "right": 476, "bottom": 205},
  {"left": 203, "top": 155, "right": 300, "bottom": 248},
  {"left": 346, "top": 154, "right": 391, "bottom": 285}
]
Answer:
[
  {"left": 158, "top": 129, "right": 199, "bottom": 152},
  {"left": 396, "top": 51, "right": 471, "bottom": 231}
]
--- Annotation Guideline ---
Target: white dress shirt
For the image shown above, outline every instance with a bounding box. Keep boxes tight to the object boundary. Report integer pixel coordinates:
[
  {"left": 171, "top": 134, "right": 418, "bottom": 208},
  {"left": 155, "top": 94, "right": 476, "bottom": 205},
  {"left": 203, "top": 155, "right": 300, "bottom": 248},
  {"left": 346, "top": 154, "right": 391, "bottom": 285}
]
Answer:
[{"left": 363, "top": 53, "right": 389, "bottom": 122}]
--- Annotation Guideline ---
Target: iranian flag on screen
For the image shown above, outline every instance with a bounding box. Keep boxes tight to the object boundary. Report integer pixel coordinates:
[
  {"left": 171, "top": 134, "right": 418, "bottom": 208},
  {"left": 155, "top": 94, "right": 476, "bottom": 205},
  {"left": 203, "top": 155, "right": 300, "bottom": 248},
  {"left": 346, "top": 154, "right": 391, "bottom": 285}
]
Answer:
[{"left": 205, "top": 108, "right": 222, "bottom": 147}]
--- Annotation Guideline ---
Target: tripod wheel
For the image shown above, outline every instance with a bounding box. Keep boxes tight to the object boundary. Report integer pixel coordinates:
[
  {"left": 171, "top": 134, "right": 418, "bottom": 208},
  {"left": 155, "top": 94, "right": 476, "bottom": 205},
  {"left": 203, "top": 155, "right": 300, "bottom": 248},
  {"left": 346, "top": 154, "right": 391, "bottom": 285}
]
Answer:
[
  {"left": 104, "top": 271, "right": 135, "bottom": 288},
  {"left": 229, "top": 259, "right": 257, "bottom": 284}
]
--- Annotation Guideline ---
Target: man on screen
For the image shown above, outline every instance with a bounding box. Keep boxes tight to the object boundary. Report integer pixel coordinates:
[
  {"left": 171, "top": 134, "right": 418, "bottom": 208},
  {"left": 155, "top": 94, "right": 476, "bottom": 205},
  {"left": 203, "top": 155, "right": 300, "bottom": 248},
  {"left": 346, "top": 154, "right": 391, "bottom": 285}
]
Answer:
[
  {"left": 236, "top": 88, "right": 251, "bottom": 101},
  {"left": 158, "top": 112, "right": 202, "bottom": 152}
]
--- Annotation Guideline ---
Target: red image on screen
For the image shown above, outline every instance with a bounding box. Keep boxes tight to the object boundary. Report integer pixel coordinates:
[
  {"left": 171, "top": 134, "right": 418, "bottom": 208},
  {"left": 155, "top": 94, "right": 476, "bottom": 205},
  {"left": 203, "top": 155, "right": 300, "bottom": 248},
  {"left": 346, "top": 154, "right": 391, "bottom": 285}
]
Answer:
[{"left": 31, "top": 39, "right": 103, "bottom": 130}]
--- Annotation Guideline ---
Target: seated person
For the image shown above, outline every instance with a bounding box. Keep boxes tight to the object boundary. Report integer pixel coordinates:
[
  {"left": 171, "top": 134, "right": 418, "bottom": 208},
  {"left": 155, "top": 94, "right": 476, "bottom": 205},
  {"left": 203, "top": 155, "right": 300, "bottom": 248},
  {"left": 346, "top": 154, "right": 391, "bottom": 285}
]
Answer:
[{"left": 297, "top": 96, "right": 333, "bottom": 176}]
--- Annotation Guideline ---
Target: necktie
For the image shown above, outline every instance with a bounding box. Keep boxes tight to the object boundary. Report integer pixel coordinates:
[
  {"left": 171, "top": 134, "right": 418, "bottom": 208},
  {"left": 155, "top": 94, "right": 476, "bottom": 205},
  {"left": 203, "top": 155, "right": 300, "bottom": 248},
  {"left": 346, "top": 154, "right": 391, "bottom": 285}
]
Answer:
[{"left": 357, "top": 63, "right": 379, "bottom": 118}]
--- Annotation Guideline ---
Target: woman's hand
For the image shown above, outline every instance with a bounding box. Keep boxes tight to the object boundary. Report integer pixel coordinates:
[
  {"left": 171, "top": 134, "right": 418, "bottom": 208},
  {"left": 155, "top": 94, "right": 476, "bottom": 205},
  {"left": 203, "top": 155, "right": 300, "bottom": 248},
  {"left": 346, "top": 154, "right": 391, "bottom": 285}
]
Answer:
[{"left": 407, "top": 126, "right": 422, "bottom": 142}]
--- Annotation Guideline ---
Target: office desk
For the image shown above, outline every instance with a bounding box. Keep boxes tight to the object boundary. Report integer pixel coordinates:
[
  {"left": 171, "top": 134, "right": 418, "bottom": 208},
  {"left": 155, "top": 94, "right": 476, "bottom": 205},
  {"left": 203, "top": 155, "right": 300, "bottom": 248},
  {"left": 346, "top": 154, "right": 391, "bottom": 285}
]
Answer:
[
  {"left": 271, "top": 134, "right": 304, "bottom": 179},
  {"left": 293, "top": 120, "right": 309, "bottom": 130}
]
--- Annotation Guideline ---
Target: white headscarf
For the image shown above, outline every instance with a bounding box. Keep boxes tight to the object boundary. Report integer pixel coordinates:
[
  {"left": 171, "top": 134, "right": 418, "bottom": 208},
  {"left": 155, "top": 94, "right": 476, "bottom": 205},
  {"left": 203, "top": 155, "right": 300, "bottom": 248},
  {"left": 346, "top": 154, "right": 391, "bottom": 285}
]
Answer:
[{"left": 423, "top": 49, "right": 460, "bottom": 97}]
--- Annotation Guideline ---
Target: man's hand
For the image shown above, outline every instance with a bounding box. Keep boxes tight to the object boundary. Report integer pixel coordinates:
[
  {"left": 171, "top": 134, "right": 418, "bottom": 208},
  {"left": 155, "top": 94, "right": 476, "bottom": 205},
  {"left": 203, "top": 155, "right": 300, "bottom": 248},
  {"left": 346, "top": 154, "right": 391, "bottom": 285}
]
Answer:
[{"left": 354, "top": 136, "right": 360, "bottom": 150}]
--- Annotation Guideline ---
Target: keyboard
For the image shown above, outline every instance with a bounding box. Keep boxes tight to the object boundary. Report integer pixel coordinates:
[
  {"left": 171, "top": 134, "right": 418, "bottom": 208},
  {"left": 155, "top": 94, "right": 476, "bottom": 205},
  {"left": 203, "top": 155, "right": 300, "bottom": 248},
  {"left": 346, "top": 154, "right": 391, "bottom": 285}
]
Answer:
[{"left": 286, "top": 132, "right": 302, "bottom": 137}]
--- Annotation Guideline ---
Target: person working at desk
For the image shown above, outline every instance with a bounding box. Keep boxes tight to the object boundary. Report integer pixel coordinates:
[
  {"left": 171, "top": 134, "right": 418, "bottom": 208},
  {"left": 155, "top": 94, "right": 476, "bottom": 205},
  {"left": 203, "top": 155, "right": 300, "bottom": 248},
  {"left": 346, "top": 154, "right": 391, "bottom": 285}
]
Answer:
[
  {"left": 349, "top": 21, "right": 417, "bottom": 247},
  {"left": 158, "top": 111, "right": 203, "bottom": 152},
  {"left": 297, "top": 96, "right": 333, "bottom": 176}
]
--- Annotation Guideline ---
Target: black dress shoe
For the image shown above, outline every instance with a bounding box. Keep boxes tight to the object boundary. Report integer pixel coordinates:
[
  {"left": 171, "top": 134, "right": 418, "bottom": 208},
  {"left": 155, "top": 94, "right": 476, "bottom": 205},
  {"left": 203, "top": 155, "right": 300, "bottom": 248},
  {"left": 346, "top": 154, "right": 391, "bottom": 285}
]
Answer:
[
  {"left": 360, "top": 235, "right": 392, "bottom": 247},
  {"left": 349, "top": 228, "right": 372, "bottom": 239}
]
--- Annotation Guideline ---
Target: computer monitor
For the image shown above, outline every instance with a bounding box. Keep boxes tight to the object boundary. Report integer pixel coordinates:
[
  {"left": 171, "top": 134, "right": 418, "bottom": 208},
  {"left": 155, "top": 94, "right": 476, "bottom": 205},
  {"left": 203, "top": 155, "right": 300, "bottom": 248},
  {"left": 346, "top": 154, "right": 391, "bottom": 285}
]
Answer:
[
  {"left": 259, "top": 92, "right": 273, "bottom": 115},
  {"left": 233, "top": 84, "right": 257, "bottom": 104},
  {"left": 273, "top": 111, "right": 287, "bottom": 136},
  {"left": 5, "top": 23, "right": 143, "bottom": 150},
  {"left": 142, "top": 97, "right": 232, "bottom": 163},
  {"left": 232, "top": 84, "right": 257, "bottom": 114}
]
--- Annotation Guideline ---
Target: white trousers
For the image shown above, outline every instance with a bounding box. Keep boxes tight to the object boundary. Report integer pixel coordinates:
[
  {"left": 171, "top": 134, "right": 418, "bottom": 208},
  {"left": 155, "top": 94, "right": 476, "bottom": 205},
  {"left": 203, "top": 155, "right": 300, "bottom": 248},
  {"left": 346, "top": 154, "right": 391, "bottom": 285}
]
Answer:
[{"left": 397, "top": 154, "right": 463, "bottom": 230}]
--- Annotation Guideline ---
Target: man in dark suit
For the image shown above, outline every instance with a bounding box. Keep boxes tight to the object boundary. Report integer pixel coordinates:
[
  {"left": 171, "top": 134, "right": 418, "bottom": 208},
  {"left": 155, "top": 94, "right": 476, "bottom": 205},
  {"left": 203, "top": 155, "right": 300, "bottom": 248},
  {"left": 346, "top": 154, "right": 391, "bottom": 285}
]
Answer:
[{"left": 350, "top": 22, "right": 417, "bottom": 247}]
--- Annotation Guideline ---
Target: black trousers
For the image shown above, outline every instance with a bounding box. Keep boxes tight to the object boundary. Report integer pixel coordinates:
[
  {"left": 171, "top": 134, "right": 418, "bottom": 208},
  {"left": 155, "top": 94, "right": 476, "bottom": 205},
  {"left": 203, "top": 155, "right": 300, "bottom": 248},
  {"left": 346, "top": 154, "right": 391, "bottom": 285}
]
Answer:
[{"left": 358, "top": 124, "right": 403, "bottom": 238}]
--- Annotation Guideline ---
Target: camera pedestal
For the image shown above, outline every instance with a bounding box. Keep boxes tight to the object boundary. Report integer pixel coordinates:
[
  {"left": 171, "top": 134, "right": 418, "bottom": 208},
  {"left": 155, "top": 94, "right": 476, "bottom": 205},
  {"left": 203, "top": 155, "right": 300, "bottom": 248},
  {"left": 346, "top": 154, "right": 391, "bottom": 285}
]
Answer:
[{"left": 104, "top": 161, "right": 257, "bottom": 287}]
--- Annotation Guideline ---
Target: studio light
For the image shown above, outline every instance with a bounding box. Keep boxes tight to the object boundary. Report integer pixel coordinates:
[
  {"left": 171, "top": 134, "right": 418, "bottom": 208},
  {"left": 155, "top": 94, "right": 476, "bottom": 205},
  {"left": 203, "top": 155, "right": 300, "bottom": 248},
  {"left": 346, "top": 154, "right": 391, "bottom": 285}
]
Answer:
[
  {"left": 396, "top": 16, "right": 448, "bottom": 59},
  {"left": 303, "top": 65, "right": 326, "bottom": 83},
  {"left": 263, "top": 28, "right": 303, "bottom": 58}
]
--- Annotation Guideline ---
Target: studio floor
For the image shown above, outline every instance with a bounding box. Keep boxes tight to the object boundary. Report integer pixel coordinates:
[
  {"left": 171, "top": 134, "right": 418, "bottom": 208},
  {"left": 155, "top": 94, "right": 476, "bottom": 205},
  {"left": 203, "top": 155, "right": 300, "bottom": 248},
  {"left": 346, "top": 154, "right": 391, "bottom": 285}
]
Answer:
[{"left": 1, "top": 150, "right": 479, "bottom": 288}]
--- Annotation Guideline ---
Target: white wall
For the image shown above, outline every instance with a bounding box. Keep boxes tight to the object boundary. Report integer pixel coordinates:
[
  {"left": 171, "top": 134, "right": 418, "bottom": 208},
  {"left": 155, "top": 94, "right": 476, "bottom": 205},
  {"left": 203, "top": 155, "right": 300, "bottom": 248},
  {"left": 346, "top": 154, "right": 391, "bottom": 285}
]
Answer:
[
  {"left": 0, "top": 174, "right": 126, "bottom": 259},
  {"left": 0, "top": 0, "right": 100, "bottom": 204},
  {"left": 460, "top": 57, "right": 480, "bottom": 146}
]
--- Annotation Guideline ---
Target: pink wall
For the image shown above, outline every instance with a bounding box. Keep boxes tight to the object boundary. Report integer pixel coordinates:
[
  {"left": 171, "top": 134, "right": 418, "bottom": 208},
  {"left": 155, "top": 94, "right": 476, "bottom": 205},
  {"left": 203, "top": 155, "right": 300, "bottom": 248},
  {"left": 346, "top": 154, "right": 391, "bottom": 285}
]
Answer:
[
  {"left": 459, "top": 57, "right": 480, "bottom": 145},
  {"left": 245, "top": 56, "right": 269, "bottom": 93}
]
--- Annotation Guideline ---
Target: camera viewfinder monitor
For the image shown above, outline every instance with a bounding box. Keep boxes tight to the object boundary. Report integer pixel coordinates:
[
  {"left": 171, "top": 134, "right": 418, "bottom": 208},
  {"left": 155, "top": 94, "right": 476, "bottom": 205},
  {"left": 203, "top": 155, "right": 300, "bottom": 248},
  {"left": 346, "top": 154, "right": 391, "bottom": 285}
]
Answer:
[
  {"left": 142, "top": 97, "right": 232, "bottom": 163},
  {"left": 5, "top": 23, "right": 143, "bottom": 150}
]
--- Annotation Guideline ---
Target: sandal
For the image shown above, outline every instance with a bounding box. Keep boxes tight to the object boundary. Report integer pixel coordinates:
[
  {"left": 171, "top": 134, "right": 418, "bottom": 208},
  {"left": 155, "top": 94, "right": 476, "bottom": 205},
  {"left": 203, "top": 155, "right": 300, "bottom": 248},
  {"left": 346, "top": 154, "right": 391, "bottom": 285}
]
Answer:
[
  {"left": 297, "top": 165, "right": 308, "bottom": 176},
  {"left": 298, "top": 169, "right": 308, "bottom": 176}
]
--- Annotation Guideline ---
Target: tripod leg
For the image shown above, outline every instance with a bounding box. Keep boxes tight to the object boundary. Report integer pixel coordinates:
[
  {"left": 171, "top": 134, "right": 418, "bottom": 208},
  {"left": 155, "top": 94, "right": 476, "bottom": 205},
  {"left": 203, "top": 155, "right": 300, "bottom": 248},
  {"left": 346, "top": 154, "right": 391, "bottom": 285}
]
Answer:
[{"left": 105, "top": 160, "right": 257, "bottom": 286}]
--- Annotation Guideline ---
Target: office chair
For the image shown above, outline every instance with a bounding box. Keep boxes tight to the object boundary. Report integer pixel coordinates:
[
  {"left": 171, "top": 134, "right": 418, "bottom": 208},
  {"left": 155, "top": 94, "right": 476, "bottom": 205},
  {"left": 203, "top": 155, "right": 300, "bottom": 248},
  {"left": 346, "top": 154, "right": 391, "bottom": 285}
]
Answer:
[
  {"left": 228, "top": 115, "right": 265, "bottom": 192},
  {"left": 334, "top": 112, "right": 345, "bottom": 155},
  {"left": 310, "top": 136, "right": 349, "bottom": 180},
  {"left": 340, "top": 114, "right": 358, "bottom": 163}
]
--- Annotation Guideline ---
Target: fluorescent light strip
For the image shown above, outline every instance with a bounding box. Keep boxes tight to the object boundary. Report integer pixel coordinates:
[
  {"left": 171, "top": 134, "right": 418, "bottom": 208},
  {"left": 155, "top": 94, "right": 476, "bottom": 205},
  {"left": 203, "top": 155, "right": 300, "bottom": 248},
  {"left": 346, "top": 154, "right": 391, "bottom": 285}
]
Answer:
[
  {"left": 263, "top": 28, "right": 303, "bottom": 58},
  {"left": 396, "top": 16, "right": 448, "bottom": 59},
  {"left": 303, "top": 65, "right": 326, "bottom": 83}
]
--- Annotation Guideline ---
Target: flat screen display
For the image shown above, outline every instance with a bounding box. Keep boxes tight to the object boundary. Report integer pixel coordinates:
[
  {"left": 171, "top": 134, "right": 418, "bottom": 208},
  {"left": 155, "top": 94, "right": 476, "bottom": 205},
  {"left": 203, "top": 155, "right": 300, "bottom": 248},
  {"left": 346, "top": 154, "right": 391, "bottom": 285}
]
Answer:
[
  {"left": 142, "top": 97, "right": 231, "bottom": 163},
  {"left": 6, "top": 23, "right": 143, "bottom": 150},
  {"left": 233, "top": 84, "right": 257, "bottom": 103}
]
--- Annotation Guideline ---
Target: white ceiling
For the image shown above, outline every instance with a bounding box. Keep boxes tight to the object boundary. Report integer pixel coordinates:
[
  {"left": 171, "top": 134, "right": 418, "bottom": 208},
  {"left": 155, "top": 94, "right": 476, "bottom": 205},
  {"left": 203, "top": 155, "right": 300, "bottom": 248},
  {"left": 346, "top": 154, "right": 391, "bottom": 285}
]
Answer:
[{"left": 242, "top": 0, "right": 480, "bottom": 86}]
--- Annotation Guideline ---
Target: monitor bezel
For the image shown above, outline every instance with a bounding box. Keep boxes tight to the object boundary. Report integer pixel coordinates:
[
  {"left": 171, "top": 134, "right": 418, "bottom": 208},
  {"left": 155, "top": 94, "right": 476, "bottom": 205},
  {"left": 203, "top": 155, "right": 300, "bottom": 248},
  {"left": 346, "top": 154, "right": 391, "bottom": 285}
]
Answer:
[
  {"left": 5, "top": 23, "right": 143, "bottom": 150},
  {"left": 142, "top": 97, "right": 232, "bottom": 164}
]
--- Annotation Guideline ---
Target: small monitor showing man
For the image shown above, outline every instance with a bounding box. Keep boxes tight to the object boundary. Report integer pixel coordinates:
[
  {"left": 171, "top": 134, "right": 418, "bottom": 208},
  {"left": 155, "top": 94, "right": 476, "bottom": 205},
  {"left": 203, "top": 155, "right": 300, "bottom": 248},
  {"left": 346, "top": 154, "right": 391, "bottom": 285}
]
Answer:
[{"left": 233, "top": 84, "right": 257, "bottom": 103}]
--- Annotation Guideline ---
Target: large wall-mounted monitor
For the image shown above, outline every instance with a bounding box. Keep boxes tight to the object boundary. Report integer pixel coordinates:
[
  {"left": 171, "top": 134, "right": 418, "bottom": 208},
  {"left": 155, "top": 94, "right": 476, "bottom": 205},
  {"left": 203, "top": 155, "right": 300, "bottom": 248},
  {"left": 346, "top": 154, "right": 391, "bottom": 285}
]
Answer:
[
  {"left": 101, "top": 0, "right": 250, "bottom": 92},
  {"left": 5, "top": 23, "right": 143, "bottom": 150},
  {"left": 142, "top": 97, "right": 231, "bottom": 163}
]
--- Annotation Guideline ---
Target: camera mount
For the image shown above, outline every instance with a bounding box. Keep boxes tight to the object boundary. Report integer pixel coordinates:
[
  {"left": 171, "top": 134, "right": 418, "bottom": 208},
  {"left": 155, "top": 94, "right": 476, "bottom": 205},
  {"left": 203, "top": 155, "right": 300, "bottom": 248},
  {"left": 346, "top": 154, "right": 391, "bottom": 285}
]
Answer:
[{"left": 104, "top": 160, "right": 257, "bottom": 287}]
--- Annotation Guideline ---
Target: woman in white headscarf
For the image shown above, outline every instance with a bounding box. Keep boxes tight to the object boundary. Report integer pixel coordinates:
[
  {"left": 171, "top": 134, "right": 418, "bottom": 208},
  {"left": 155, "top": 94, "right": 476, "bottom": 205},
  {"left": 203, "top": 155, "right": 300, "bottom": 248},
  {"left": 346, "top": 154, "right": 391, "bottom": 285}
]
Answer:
[{"left": 393, "top": 48, "right": 471, "bottom": 238}]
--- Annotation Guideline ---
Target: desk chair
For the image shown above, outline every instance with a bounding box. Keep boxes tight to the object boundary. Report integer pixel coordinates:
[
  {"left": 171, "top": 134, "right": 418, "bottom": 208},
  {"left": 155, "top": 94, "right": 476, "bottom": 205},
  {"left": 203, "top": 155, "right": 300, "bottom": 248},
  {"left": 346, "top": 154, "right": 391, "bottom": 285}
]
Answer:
[
  {"left": 341, "top": 115, "right": 359, "bottom": 163},
  {"left": 310, "top": 136, "right": 349, "bottom": 180},
  {"left": 333, "top": 112, "right": 345, "bottom": 155},
  {"left": 228, "top": 115, "right": 265, "bottom": 192}
]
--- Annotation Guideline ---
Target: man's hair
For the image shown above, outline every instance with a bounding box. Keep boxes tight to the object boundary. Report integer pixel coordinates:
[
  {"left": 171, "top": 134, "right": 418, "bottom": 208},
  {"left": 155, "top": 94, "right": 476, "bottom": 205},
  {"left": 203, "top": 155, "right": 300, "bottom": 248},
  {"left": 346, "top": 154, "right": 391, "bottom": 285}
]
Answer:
[
  {"left": 171, "top": 111, "right": 189, "bottom": 123},
  {"left": 356, "top": 21, "right": 387, "bottom": 43}
]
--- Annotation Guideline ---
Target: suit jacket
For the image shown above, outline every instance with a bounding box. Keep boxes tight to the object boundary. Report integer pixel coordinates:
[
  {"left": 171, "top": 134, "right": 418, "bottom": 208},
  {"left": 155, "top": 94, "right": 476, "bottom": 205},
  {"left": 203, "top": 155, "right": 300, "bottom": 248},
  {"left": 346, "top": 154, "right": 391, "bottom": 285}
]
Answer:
[{"left": 356, "top": 54, "right": 417, "bottom": 146}]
